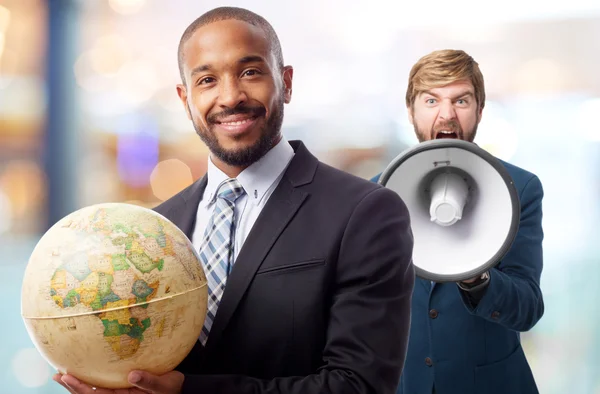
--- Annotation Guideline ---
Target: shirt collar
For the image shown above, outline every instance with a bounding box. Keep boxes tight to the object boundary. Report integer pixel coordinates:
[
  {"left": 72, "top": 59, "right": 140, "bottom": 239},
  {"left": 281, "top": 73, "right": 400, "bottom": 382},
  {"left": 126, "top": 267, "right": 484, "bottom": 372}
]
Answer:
[{"left": 202, "top": 137, "right": 295, "bottom": 207}]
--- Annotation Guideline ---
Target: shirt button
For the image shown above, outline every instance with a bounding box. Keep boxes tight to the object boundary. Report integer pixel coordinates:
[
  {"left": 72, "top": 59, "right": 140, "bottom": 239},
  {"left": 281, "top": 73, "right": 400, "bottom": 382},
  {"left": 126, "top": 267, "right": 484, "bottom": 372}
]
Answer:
[
  {"left": 425, "top": 357, "right": 433, "bottom": 366},
  {"left": 429, "top": 309, "right": 438, "bottom": 319}
]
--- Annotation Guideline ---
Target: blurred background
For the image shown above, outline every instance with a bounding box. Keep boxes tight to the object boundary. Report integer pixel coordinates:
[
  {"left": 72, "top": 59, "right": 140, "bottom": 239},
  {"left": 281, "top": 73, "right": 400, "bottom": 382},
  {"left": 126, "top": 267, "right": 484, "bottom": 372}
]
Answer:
[{"left": 1, "top": 0, "right": 599, "bottom": 392}]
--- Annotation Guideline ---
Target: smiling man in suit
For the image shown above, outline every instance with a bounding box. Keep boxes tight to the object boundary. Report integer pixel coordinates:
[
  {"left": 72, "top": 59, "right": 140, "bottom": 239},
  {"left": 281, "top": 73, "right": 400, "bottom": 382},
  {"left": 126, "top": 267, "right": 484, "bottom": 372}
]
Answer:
[{"left": 54, "top": 6, "right": 415, "bottom": 394}]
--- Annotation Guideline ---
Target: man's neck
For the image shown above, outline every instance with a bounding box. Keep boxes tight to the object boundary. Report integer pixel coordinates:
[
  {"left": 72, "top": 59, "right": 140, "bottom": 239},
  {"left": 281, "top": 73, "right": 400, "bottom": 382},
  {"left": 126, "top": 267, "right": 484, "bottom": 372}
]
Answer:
[
  {"left": 210, "top": 135, "right": 283, "bottom": 178},
  {"left": 211, "top": 159, "right": 247, "bottom": 178}
]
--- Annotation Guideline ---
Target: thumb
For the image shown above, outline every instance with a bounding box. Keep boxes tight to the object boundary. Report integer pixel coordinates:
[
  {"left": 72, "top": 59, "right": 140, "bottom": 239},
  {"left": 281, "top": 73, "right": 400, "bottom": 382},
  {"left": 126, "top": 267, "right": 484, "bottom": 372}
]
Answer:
[{"left": 128, "top": 370, "right": 164, "bottom": 392}]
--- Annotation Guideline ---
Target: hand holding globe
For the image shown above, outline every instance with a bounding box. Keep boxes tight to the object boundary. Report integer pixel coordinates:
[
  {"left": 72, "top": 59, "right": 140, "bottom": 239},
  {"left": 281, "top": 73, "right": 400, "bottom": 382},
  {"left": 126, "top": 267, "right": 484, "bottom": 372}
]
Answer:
[{"left": 53, "top": 368, "right": 184, "bottom": 393}]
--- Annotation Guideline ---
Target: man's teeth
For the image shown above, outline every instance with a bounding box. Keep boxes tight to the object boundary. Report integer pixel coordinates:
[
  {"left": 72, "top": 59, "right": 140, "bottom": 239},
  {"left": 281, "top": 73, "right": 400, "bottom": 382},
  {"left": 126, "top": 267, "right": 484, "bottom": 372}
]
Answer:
[
  {"left": 439, "top": 130, "right": 454, "bottom": 134},
  {"left": 222, "top": 119, "right": 252, "bottom": 126}
]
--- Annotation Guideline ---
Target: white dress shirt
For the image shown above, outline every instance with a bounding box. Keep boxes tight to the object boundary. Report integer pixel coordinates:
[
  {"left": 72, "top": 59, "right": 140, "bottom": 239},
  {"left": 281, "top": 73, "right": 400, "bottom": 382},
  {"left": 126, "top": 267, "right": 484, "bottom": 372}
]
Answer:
[{"left": 191, "top": 138, "right": 295, "bottom": 262}]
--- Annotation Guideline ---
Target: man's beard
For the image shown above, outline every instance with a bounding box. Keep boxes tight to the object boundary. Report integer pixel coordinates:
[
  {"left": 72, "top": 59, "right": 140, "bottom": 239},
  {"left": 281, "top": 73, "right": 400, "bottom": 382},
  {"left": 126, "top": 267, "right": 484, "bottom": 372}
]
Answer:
[
  {"left": 191, "top": 98, "right": 284, "bottom": 167},
  {"left": 414, "top": 119, "right": 478, "bottom": 143}
]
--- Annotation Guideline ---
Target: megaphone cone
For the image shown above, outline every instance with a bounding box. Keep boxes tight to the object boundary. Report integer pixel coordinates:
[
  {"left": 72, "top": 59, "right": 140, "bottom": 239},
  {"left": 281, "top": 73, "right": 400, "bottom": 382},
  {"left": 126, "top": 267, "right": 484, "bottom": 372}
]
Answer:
[{"left": 379, "top": 139, "right": 520, "bottom": 282}]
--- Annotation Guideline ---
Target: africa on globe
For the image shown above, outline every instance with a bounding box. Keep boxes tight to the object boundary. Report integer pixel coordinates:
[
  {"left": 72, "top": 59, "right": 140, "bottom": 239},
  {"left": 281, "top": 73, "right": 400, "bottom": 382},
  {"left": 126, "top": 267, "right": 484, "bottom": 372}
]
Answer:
[{"left": 21, "top": 203, "right": 208, "bottom": 389}]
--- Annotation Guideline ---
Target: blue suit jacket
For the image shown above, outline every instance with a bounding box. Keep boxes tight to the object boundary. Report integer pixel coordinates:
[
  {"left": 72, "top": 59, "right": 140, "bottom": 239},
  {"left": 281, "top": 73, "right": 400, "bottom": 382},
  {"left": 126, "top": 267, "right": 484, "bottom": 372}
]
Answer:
[{"left": 372, "top": 158, "right": 544, "bottom": 394}]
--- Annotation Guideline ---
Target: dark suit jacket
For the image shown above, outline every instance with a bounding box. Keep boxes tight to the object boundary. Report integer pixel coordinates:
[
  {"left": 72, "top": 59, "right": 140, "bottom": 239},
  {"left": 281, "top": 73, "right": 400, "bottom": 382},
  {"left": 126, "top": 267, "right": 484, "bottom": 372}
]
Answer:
[
  {"left": 372, "top": 158, "right": 544, "bottom": 394},
  {"left": 153, "top": 140, "right": 415, "bottom": 394}
]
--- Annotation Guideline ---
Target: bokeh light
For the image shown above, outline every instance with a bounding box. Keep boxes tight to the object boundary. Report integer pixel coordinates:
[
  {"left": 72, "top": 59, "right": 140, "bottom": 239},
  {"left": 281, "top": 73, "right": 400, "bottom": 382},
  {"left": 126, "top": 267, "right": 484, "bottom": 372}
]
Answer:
[
  {"left": 10, "top": 348, "right": 51, "bottom": 388},
  {"left": 0, "top": 160, "right": 46, "bottom": 217},
  {"left": 150, "top": 159, "right": 194, "bottom": 201},
  {"left": 108, "top": 0, "right": 146, "bottom": 15},
  {"left": 0, "top": 188, "right": 12, "bottom": 234}
]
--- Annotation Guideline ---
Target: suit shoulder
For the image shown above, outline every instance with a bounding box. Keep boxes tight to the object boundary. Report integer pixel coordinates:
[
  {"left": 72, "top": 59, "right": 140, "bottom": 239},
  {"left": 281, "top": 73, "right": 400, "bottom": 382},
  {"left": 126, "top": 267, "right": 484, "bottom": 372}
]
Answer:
[
  {"left": 498, "top": 159, "right": 542, "bottom": 189},
  {"left": 315, "top": 161, "right": 383, "bottom": 193},
  {"left": 152, "top": 180, "right": 199, "bottom": 216},
  {"left": 498, "top": 159, "right": 536, "bottom": 179},
  {"left": 310, "top": 162, "right": 407, "bottom": 212},
  {"left": 153, "top": 199, "right": 172, "bottom": 217},
  {"left": 497, "top": 159, "right": 543, "bottom": 209}
]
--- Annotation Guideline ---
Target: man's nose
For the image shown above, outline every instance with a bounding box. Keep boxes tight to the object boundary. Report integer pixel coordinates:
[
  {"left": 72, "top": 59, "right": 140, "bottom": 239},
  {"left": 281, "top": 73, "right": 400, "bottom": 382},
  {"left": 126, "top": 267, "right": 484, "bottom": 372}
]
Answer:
[
  {"left": 438, "top": 100, "right": 457, "bottom": 120},
  {"left": 217, "top": 78, "right": 247, "bottom": 108}
]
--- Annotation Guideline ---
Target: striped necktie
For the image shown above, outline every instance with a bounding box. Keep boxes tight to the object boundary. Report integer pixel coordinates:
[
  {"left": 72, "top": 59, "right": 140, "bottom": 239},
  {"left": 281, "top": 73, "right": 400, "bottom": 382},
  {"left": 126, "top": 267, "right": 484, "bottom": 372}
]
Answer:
[{"left": 198, "top": 178, "right": 245, "bottom": 345}]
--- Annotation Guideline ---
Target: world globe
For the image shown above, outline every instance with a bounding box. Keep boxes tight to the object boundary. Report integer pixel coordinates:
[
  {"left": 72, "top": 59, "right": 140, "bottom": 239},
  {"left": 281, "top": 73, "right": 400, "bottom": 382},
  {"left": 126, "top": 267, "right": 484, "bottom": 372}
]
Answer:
[{"left": 21, "top": 203, "right": 208, "bottom": 389}]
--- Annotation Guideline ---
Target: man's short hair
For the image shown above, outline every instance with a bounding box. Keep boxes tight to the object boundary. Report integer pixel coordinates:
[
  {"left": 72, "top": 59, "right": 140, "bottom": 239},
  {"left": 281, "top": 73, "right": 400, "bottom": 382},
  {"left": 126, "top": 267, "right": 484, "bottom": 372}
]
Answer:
[
  {"left": 406, "top": 49, "right": 486, "bottom": 110},
  {"left": 177, "top": 6, "right": 284, "bottom": 84}
]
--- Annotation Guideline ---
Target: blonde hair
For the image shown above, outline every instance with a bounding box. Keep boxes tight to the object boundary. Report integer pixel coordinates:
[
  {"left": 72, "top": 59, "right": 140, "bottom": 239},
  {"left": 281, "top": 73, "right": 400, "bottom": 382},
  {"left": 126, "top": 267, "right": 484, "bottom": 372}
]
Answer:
[{"left": 406, "top": 49, "right": 485, "bottom": 110}]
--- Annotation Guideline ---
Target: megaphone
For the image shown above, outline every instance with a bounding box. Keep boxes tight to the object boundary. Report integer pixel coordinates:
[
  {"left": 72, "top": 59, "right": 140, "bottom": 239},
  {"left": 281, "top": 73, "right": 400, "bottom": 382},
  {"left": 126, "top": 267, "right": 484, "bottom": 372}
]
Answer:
[{"left": 379, "top": 139, "right": 520, "bottom": 282}]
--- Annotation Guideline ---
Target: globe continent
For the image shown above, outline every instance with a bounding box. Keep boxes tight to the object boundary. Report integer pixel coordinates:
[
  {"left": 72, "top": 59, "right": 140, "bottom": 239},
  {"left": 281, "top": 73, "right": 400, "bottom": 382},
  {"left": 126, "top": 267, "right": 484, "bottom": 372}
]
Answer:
[{"left": 21, "top": 203, "right": 208, "bottom": 388}]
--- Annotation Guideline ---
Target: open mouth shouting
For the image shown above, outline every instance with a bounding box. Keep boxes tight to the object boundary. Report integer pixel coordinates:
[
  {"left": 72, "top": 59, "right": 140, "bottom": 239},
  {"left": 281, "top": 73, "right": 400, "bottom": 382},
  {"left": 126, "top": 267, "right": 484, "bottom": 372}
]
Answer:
[
  {"left": 433, "top": 121, "right": 462, "bottom": 140},
  {"left": 435, "top": 130, "right": 459, "bottom": 139}
]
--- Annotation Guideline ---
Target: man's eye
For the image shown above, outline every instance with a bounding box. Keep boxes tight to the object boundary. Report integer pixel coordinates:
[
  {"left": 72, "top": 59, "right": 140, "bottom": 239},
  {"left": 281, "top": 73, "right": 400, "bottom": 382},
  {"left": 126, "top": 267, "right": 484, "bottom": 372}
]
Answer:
[{"left": 199, "top": 77, "right": 215, "bottom": 85}]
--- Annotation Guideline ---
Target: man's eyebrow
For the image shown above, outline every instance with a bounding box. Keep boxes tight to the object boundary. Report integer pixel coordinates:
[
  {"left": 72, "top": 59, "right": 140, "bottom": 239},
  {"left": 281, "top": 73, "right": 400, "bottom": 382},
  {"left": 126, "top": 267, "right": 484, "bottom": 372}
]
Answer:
[
  {"left": 454, "top": 91, "right": 475, "bottom": 99},
  {"left": 190, "top": 56, "right": 267, "bottom": 78},
  {"left": 421, "top": 90, "right": 475, "bottom": 99},
  {"left": 238, "top": 55, "right": 267, "bottom": 64},
  {"left": 191, "top": 64, "right": 212, "bottom": 77},
  {"left": 421, "top": 90, "right": 438, "bottom": 98}
]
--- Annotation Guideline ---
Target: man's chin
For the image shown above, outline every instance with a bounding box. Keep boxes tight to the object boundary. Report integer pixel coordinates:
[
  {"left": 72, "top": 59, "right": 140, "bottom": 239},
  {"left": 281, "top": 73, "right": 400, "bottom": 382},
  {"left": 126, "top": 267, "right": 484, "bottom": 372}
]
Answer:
[
  {"left": 212, "top": 136, "right": 276, "bottom": 168},
  {"left": 215, "top": 135, "right": 263, "bottom": 153}
]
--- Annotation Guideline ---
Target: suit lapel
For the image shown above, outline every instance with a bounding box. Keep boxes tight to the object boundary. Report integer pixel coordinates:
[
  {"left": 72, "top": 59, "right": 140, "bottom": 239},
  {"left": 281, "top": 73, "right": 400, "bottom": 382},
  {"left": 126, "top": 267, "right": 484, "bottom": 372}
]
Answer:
[
  {"left": 204, "top": 178, "right": 307, "bottom": 352},
  {"left": 204, "top": 140, "right": 316, "bottom": 353}
]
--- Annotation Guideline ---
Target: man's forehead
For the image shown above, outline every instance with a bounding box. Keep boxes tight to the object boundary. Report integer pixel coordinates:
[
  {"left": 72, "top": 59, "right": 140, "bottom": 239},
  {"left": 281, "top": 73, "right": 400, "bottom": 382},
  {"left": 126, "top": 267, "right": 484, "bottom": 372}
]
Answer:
[
  {"left": 421, "top": 80, "right": 475, "bottom": 96},
  {"left": 183, "top": 19, "right": 270, "bottom": 61}
]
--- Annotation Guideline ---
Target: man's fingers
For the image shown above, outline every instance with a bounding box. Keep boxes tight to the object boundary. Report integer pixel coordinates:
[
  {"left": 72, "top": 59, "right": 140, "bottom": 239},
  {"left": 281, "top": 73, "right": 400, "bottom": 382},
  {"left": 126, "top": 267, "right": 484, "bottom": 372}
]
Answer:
[
  {"left": 128, "top": 370, "right": 163, "bottom": 392},
  {"left": 53, "top": 370, "right": 176, "bottom": 394},
  {"left": 53, "top": 372, "right": 148, "bottom": 394},
  {"left": 129, "top": 370, "right": 185, "bottom": 394},
  {"left": 60, "top": 375, "right": 92, "bottom": 394},
  {"left": 60, "top": 374, "right": 109, "bottom": 394},
  {"left": 53, "top": 373, "right": 77, "bottom": 394}
]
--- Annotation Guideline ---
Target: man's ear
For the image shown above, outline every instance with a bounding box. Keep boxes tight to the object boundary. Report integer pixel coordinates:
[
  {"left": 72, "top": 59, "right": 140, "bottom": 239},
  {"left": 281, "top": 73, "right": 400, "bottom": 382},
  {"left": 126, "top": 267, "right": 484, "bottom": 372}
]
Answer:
[
  {"left": 477, "top": 105, "right": 484, "bottom": 124},
  {"left": 407, "top": 105, "right": 414, "bottom": 125},
  {"left": 176, "top": 84, "right": 192, "bottom": 120},
  {"left": 282, "top": 66, "right": 293, "bottom": 104}
]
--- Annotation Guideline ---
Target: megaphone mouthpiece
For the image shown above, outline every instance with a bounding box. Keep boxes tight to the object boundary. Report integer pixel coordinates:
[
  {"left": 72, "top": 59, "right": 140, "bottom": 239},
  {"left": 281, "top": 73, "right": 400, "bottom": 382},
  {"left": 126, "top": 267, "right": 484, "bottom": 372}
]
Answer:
[{"left": 429, "top": 172, "right": 469, "bottom": 227}]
